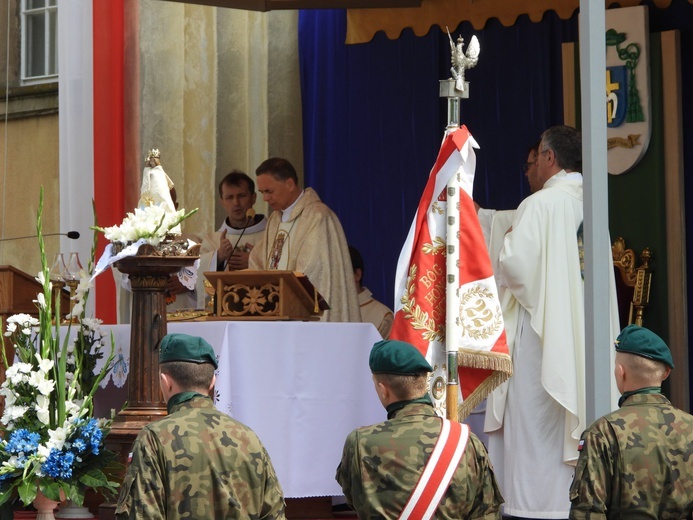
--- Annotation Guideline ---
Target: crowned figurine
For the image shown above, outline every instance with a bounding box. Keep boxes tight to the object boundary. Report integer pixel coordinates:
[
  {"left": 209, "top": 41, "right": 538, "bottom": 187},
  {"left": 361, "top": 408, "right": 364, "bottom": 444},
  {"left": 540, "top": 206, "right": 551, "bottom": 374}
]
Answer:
[{"left": 139, "top": 148, "right": 181, "bottom": 234}]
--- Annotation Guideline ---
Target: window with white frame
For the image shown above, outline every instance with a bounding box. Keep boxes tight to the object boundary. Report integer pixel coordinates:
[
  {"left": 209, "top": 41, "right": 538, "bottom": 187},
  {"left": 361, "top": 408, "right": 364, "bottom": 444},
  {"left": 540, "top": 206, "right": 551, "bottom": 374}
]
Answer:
[{"left": 21, "top": 0, "right": 58, "bottom": 84}]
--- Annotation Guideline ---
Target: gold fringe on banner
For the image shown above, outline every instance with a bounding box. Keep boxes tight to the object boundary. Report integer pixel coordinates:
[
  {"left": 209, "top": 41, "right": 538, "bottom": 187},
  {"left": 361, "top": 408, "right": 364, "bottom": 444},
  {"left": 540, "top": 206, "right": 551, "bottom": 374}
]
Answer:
[{"left": 455, "top": 348, "right": 513, "bottom": 421}]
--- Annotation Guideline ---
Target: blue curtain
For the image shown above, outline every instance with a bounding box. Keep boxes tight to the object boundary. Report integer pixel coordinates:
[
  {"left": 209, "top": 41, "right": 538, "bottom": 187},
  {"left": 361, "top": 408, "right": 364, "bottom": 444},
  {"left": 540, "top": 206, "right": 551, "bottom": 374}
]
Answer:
[{"left": 298, "top": 9, "right": 578, "bottom": 308}]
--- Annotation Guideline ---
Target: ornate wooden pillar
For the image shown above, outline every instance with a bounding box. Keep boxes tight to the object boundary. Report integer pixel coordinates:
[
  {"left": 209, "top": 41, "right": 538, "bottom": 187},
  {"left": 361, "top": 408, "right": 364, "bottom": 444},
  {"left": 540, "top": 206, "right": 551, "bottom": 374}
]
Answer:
[{"left": 107, "top": 248, "right": 198, "bottom": 444}]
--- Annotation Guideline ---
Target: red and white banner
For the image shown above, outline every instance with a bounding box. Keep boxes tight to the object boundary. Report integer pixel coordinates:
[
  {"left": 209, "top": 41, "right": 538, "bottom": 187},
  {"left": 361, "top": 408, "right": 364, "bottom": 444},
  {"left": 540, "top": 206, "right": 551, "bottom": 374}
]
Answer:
[{"left": 391, "top": 126, "right": 511, "bottom": 419}]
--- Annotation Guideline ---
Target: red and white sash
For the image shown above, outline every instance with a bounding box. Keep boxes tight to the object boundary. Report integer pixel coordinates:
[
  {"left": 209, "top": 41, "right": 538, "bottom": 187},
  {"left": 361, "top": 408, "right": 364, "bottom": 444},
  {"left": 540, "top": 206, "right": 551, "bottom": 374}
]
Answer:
[{"left": 399, "top": 420, "right": 470, "bottom": 520}]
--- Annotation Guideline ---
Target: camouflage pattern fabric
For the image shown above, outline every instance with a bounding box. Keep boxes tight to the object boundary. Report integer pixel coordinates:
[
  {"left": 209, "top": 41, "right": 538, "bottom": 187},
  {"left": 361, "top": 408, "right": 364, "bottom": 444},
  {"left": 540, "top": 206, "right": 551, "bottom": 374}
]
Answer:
[
  {"left": 569, "top": 393, "right": 693, "bottom": 519},
  {"left": 115, "top": 395, "right": 285, "bottom": 519},
  {"left": 336, "top": 401, "right": 503, "bottom": 519}
]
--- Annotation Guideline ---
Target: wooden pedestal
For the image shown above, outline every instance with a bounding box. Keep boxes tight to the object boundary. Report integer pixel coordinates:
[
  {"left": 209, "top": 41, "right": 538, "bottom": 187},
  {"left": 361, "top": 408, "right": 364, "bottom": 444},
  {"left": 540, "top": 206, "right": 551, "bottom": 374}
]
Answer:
[{"left": 108, "top": 253, "right": 198, "bottom": 446}]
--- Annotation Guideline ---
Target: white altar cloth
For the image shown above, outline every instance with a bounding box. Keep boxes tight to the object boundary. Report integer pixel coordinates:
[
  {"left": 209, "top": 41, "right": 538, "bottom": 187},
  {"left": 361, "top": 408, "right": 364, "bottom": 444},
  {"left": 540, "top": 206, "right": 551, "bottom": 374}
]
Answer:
[{"left": 94, "top": 321, "right": 384, "bottom": 498}]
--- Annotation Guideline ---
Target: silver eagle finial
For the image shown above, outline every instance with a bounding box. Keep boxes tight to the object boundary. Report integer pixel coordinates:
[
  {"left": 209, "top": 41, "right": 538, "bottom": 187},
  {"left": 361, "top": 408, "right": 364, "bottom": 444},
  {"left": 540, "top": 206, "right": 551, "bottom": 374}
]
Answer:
[{"left": 447, "top": 28, "right": 480, "bottom": 93}]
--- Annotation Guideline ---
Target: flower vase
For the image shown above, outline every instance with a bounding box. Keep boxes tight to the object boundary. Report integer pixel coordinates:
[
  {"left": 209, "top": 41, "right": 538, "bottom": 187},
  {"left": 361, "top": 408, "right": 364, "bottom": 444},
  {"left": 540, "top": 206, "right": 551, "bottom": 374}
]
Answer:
[
  {"left": 55, "top": 500, "right": 96, "bottom": 519},
  {"left": 32, "top": 490, "right": 61, "bottom": 520}
]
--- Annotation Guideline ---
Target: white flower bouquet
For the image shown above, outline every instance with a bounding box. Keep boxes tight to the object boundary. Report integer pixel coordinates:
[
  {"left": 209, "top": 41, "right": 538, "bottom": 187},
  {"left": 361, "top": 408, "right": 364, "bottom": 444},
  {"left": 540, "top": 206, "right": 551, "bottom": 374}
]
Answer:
[
  {"left": 93, "top": 204, "right": 197, "bottom": 246},
  {"left": 0, "top": 189, "right": 119, "bottom": 508}
]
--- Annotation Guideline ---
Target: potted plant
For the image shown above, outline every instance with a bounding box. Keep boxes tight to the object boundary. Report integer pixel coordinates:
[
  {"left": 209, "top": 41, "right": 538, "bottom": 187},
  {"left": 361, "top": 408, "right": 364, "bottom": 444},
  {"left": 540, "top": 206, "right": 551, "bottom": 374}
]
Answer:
[{"left": 0, "top": 189, "right": 120, "bottom": 518}]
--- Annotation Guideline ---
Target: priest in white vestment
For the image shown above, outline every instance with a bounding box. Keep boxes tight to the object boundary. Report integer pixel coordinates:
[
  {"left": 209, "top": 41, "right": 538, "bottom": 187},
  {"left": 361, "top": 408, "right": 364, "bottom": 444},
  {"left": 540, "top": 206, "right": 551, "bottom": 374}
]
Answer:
[
  {"left": 349, "top": 245, "right": 393, "bottom": 339},
  {"left": 483, "top": 126, "right": 620, "bottom": 519},
  {"left": 248, "top": 158, "right": 361, "bottom": 323},
  {"left": 167, "top": 171, "right": 268, "bottom": 314}
]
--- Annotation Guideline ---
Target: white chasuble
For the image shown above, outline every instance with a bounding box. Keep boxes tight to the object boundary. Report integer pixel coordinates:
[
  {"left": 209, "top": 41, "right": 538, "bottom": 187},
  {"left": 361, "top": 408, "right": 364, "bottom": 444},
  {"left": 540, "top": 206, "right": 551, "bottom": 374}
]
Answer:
[{"left": 483, "top": 171, "right": 620, "bottom": 518}]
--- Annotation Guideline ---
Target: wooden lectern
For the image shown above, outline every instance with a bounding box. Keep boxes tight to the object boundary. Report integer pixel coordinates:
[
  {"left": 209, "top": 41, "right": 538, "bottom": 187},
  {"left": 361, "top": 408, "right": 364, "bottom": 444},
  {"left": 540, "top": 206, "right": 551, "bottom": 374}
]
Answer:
[
  {"left": 204, "top": 270, "right": 329, "bottom": 320},
  {"left": 0, "top": 265, "right": 70, "bottom": 416}
]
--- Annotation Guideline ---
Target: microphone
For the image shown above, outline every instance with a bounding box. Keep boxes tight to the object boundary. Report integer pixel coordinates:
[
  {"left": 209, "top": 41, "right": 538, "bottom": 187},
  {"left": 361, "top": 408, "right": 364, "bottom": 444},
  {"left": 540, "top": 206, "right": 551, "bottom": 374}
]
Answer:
[
  {"left": 223, "top": 209, "right": 256, "bottom": 271},
  {"left": 0, "top": 231, "right": 80, "bottom": 242}
]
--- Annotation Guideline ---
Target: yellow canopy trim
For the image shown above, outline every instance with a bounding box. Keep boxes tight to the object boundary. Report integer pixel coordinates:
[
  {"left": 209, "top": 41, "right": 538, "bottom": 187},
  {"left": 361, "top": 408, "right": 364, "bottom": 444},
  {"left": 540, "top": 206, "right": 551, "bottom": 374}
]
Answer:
[{"left": 346, "top": 0, "right": 687, "bottom": 44}]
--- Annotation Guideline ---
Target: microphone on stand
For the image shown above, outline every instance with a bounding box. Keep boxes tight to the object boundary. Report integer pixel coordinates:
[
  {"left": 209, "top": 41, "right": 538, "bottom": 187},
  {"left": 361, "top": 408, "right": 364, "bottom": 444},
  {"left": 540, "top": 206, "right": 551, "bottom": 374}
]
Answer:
[
  {"left": 223, "top": 208, "right": 256, "bottom": 271},
  {"left": 0, "top": 231, "right": 80, "bottom": 242}
]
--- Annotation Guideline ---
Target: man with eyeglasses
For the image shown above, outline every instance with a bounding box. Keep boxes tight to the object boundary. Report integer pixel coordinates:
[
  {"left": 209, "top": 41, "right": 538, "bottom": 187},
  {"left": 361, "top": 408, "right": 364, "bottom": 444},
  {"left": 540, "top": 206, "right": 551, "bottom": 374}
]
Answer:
[
  {"left": 483, "top": 125, "right": 620, "bottom": 519},
  {"left": 476, "top": 141, "right": 539, "bottom": 266}
]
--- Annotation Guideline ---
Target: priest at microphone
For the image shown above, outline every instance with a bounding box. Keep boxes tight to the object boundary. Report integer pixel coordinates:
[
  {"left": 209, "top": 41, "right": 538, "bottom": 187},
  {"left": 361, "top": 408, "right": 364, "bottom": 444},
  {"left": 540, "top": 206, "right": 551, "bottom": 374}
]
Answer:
[{"left": 197, "top": 170, "right": 268, "bottom": 272}]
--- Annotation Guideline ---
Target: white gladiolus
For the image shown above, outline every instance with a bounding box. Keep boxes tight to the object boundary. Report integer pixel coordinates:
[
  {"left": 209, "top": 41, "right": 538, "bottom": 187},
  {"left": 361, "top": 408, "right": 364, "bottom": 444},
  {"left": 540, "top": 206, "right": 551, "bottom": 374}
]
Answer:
[
  {"left": 28, "top": 370, "right": 44, "bottom": 388},
  {"left": 67, "top": 300, "right": 85, "bottom": 319},
  {"left": 35, "top": 377, "right": 55, "bottom": 397},
  {"left": 33, "top": 293, "right": 46, "bottom": 310},
  {"left": 47, "top": 427, "right": 67, "bottom": 451},
  {"left": 36, "top": 356, "right": 54, "bottom": 373},
  {"left": 36, "top": 395, "right": 50, "bottom": 425},
  {"left": 36, "top": 445, "right": 51, "bottom": 461}
]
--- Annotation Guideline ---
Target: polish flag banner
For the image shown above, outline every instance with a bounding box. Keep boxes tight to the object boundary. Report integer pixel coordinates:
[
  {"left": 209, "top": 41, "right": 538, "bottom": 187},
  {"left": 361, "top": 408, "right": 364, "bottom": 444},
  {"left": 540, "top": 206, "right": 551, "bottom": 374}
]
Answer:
[{"left": 390, "top": 126, "right": 512, "bottom": 419}]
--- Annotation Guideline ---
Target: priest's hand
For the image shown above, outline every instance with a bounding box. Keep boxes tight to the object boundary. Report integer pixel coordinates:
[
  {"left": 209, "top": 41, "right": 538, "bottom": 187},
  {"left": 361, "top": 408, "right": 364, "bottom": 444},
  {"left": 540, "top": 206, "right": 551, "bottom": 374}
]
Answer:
[
  {"left": 227, "top": 247, "right": 251, "bottom": 271},
  {"left": 218, "top": 229, "right": 233, "bottom": 263}
]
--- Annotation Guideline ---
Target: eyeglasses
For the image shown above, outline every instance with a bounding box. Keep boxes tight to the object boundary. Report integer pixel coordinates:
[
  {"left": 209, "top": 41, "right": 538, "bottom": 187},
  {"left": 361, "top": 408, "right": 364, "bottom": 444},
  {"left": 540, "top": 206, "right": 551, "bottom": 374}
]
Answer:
[{"left": 522, "top": 161, "right": 537, "bottom": 172}]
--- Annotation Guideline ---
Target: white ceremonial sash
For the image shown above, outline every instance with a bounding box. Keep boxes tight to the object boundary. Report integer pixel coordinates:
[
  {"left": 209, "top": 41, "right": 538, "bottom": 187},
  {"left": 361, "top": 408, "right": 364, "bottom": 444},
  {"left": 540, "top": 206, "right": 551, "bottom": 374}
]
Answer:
[{"left": 399, "top": 420, "right": 470, "bottom": 520}]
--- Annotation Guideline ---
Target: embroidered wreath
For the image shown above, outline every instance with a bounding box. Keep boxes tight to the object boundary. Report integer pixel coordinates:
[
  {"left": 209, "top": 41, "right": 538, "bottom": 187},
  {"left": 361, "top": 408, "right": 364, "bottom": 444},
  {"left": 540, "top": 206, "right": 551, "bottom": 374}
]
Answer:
[
  {"left": 399, "top": 264, "right": 445, "bottom": 343},
  {"left": 457, "top": 285, "right": 503, "bottom": 341}
]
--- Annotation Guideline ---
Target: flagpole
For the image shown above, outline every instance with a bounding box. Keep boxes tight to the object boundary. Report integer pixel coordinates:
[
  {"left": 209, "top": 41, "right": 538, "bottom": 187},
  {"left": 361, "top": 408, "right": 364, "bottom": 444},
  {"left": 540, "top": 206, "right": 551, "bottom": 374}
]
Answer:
[
  {"left": 445, "top": 166, "right": 460, "bottom": 421},
  {"left": 440, "top": 67, "right": 468, "bottom": 420}
]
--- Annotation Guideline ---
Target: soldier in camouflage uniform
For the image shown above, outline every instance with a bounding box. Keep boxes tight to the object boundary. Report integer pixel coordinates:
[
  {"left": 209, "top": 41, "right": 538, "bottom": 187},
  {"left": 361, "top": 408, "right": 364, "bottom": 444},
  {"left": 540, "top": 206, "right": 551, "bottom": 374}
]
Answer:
[
  {"left": 569, "top": 325, "right": 693, "bottom": 519},
  {"left": 115, "top": 333, "right": 286, "bottom": 519},
  {"left": 336, "top": 339, "right": 503, "bottom": 519}
]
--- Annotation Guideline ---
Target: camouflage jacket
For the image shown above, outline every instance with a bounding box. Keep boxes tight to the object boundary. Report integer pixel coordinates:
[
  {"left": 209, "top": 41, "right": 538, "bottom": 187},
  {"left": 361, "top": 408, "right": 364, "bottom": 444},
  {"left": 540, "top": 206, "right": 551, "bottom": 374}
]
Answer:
[
  {"left": 115, "top": 395, "right": 286, "bottom": 520},
  {"left": 335, "top": 401, "right": 503, "bottom": 520},
  {"left": 569, "top": 393, "right": 693, "bottom": 519}
]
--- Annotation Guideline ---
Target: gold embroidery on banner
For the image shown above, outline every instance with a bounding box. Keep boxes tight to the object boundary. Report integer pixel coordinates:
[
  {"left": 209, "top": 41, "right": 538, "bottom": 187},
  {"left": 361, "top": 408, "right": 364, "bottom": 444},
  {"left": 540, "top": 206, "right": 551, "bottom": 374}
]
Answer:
[
  {"left": 421, "top": 237, "right": 446, "bottom": 255},
  {"left": 399, "top": 265, "right": 445, "bottom": 343},
  {"left": 431, "top": 202, "right": 444, "bottom": 215},
  {"left": 457, "top": 285, "right": 503, "bottom": 340}
]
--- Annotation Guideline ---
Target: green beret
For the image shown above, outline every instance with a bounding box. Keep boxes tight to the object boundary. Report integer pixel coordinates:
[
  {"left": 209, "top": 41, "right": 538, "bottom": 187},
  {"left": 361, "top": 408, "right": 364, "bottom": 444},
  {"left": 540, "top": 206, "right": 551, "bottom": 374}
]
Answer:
[
  {"left": 159, "top": 333, "right": 218, "bottom": 369},
  {"left": 615, "top": 325, "right": 674, "bottom": 369},
  {"left": 369, "top": 340, "right": 432, "bottom": 375}
]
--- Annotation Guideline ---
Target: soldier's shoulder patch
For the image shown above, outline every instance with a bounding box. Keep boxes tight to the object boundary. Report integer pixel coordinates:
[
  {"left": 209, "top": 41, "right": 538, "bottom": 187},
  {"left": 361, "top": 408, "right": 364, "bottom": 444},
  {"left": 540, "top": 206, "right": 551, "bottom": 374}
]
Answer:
[{"left": 577, "top": 439, "right": 585, "bottom": 452}]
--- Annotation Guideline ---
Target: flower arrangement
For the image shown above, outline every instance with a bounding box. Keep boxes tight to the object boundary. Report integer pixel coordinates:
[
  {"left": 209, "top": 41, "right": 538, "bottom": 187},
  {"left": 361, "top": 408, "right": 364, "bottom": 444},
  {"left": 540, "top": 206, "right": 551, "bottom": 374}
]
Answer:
[
  {"left": 93, "top": 204, "right": 197, "bottom": 246},
  {"left": 0, "top": 189, "right": 120, "bottom": 508}
]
